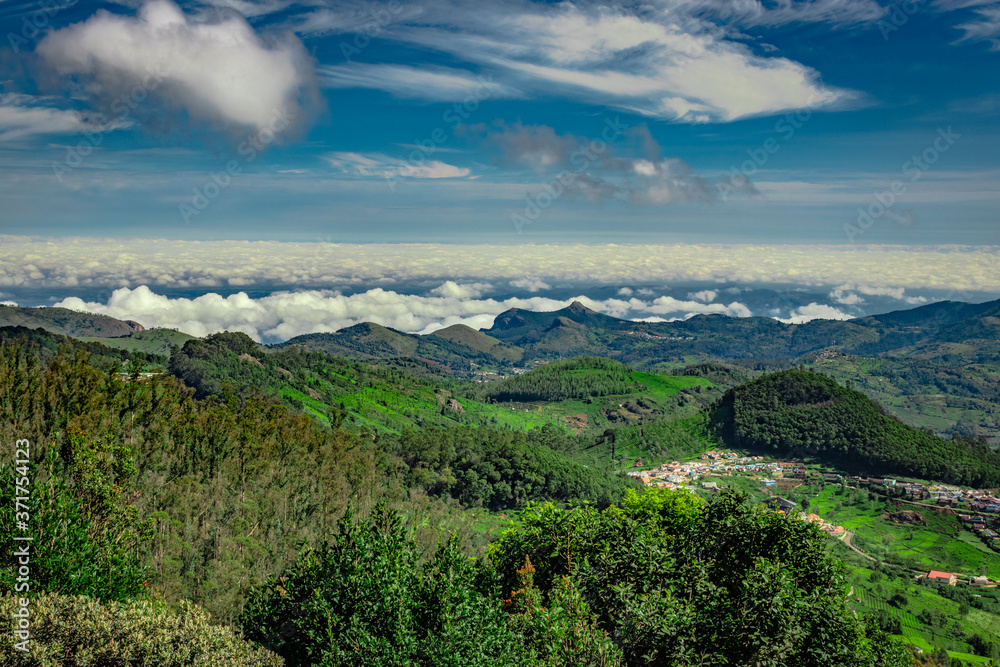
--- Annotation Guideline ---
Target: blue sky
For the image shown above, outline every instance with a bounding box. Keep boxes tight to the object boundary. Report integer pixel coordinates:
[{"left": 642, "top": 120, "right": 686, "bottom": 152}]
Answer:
[
  {"left": 0, "top": 0, "right": 998, "bottom": 246},
  {"left": 0, "top": 0, "right": 999, "bottom": 338}
]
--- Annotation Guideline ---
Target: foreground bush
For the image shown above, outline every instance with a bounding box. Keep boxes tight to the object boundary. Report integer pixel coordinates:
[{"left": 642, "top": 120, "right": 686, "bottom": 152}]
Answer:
[
  {"left": 489, "top": 488, "right": 913, "bottom": 667},
  {"left": 0, "top": 593, "right": 282, "bottom": 666},
  {"left": 241, "top": 504, "right": 533, "bottom": 667}
]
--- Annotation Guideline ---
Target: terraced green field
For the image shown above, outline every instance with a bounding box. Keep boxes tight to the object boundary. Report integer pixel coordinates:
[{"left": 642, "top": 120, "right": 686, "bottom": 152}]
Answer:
[{"left": 796, "top": 484, "right": 1000, "bottom": 581}]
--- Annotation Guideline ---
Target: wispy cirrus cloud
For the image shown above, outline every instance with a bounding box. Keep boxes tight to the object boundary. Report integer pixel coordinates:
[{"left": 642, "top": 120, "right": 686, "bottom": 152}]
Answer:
[
  {"left": 953, "top": 3, "right": 1000, "bottom": 48},
  {"left": 299, "top": 0, "right": 856, "bottom": 122},
  {"left": 319, "top": 63, "right": 520, "bottom": 101},
  {"left": 322, "top": 151, "right": 470, "bottom": 179},
  {"left": 0, "top": 93, "right": 126, "bottom": 143}
]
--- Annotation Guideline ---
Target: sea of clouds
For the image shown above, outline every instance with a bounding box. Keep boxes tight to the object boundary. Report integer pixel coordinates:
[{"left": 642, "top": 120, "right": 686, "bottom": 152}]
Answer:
[
  {"left": 2, "top": 238, "right": 997, "bottom": 342},
  {"left": 52, "top": 284, "right": 756, "bottom": 342}
]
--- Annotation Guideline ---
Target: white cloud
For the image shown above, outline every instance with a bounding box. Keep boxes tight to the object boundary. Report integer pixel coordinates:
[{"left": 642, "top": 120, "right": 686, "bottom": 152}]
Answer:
[
  {"left": 2, "top": 240, "right": 999, "bottom": 297},
  {"left": 830, "top": 283, "right": 929, "bottom": 305},
  {"left": 301, "top": 1, "right": 854, "bottom": 122},
  {"left": 648, "top": 296, "right": 751, "bottom": 318},
  {"left": 694, "top": 0, "right": 886, "bottom": 27},
  {"left": 778, "top": 303, "right": 854, "bottom": 324},
  {"left": 688, "top": 289, "right": 717, "bottom": 302},
  {"left": 429, "top": 280, "right": 492, "bottom": 298},
  {"left": 197, "top": 0, "right": 292, "bottom": 18},
  {"left": 319, "top": 63, "right": 519, "bottom": 101},
  {"left": 509, "top": 278, "right": 551, "bottom": 292},
  {"left": 953, "top": 4, "right": 1000, "bottom": 49},
  {"left": 52, "top": 284, "right": 750, "bottom": 343},
  {"left": 617, "top": 287, "right": 634, "bottom": 296},
  {"left": 323, "top": 152, "right": 470, "bottom": 179},
  {"left": 0, "top": 94, "right": 121, "bottom": 142},
  {"left": 829, "top": 288, "right": 864, "bottom": 305},
  {"left": 37, "top": 0, "right": 316, "bottom": 131}
]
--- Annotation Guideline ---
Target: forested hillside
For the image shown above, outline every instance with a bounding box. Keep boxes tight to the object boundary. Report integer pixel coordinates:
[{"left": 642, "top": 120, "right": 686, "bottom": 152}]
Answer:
[
  {"left": 715, "top": 369, "right": 1000, "bottom": 486},
  {"left": 465, "top": 357, "right": 640, "bottom": 402},
  {"left": 384, "top": 424, "right": 635, "bottom": 509}
]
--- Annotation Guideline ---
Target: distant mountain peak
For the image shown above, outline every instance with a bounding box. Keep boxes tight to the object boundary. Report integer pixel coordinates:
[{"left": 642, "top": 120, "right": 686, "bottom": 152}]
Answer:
[{"left": 567, "top": 300, "right": 596, "bottom": 314}]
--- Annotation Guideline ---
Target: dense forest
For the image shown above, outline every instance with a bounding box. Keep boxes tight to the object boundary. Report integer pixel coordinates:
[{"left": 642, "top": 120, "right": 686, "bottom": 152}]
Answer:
[
  {"left": 383, "top": 424, "right": 635, "bottom": 510},
  {"left": 464, "top": 357, "right": 640, "bottom": 403},
  {"left": 715, "top": 369, "right": 1000, "bottom": 486}
]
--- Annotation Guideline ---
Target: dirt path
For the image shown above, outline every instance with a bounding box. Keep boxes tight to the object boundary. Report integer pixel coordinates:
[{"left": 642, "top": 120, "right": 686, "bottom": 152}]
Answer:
[{"left": 842, "top": 531, "right": 876, "bottom": 562}]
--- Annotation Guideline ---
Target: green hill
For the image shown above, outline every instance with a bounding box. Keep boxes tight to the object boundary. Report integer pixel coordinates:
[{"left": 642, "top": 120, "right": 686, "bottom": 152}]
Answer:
[
  {"left": 426, "top": 323, "right": 524, "bottom": 362},
  {"left": 0, "top": 304, "right": 144, "bottom": 337},
  {"left": 79, "top": 328, "right": 196, "bottom": 357},
  {"left": 280, "top": 322, "right": 522, "bottom": 371},
  {"left": 714, "top": 369, "right": 1000, "bottom": 486}
]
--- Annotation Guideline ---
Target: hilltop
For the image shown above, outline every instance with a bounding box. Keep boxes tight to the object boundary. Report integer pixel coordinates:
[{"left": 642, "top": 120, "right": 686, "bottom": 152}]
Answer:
[
  {"left": 0, "top": 304, "right": 144, "bottom": 337},
  {"left": 713, "top": 369, "right": 1000, "bottom": 486},
  {"left": 277, "top": 321, "right": 523, "bottom": 371}
]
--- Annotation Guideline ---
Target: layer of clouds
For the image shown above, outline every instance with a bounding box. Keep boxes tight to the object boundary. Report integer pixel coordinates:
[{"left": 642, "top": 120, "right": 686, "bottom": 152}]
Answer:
[
  {"left": 323, "top": 152, "right": 470, "bottom": 179},
  {"left": 2, "top": 239, "right": 999, "bottom": 295},
  {"left": 37, "top": 0, "right": 317, "bottom": 132},
  {"left": 53, "top": 284, "right": 754, "bottom": 342},
  {"left": 298, "top": 0, "right": 854, "bottom": 122}
]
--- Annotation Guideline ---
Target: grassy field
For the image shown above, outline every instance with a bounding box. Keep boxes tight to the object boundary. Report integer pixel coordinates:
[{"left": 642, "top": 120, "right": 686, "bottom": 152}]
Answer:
[
  {"left": 80, "top": 328, "right": 196, "bottom": 358},
  {"left": 795, "top": 484, "right": 1000, "bottom": 581}
]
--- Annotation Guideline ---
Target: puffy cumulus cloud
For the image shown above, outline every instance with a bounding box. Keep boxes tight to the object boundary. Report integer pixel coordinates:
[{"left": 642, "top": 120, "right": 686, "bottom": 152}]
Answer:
[
  {"left": 648, "top": 296, "right": 751, "bottom": 318},
  {"left": 688, "top": 289, "right": 717, "bottom": 302},
  {"left": 323, "top": 152, "right": 470, "bottom": 179},
  {"left": 829, "top": 289, "right": 864, "bottom": 306},
  {"left": 509, "top": 278, "right": 551, "bottom": 292},
  {"left": 617, "top": 287, "right": 634, "bottom": 296},
  {"left": 306, "top": 0, "right": 854, "bottom": 122},
  {"left": 829, "top": 283, "right": 929, "bottom": 306},
  {"left": 52, "top": 284, "right": 746, "bottom": 343},
  {"left": 37, "top": 0, "right": 317, "bottom": 132},
  {"left": 3, "top": 239, "right": 1000, "bottom": 296},
  {"left": 778, "top": 303, "right": 854, "bottom": 324},
  {"left": 428, "top": 281, "right": 493, "bottom": 298}
]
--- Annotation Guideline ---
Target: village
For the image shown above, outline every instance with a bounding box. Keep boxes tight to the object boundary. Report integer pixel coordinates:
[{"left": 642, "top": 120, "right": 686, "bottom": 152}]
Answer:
[
  {"left": 625, "top": 450, "right": 850, "bottom": 538},
  {"left": 626, "top": 450, "right": 1000, "bottom": 550}
]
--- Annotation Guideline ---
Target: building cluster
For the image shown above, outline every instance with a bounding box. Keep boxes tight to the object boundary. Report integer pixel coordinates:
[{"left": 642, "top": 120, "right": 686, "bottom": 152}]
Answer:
[
  {"left": 924, "top": 570, "right": 997, "bottom": 588},
  {"left": 862, "top": 479, "right": 1000, "bottom": 510},
  {"left": 765, "top": 497, "right": 846, "bottom": 538},
  {"left": 627, "top": 452, "right": 811, "bottom": 489}
]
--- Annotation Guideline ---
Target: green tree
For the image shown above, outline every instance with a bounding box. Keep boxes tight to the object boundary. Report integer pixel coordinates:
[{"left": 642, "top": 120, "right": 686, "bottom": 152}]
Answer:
[{"left": 241, "top": 505, "right": 532, "bottom": 667}]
